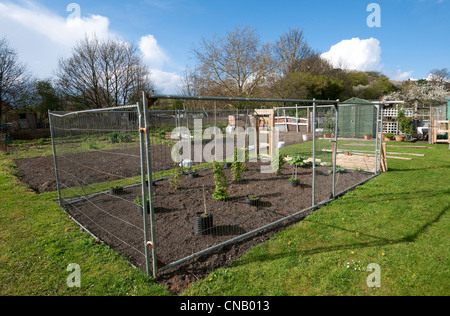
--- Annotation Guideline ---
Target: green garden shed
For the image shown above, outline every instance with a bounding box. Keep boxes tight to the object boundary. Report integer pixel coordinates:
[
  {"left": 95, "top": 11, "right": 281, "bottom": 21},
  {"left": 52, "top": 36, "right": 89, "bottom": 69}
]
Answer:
[
  {"left": 447, "top": 100, "right": 450, "bottom": 120},
  {"left": 338, "top": 98, "right": 377, "bottom": 138}
]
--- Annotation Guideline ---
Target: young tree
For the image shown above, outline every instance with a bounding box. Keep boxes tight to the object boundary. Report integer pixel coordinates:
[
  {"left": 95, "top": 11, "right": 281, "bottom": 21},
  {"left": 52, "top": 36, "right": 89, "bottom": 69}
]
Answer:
[
  {"left": 33, "top": 80, "right": 62, "bottom": 122},
  {"left": 0, "top": 38, "right": 30, "bottom": 123}
]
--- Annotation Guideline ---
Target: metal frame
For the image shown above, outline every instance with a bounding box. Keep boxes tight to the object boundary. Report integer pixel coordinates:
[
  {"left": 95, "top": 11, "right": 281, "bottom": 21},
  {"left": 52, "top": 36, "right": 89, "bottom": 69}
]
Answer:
[
  {"left": 49, "top": 94, "right": 384, "bottom": 278},
  {"left": 141, "top": 93, "right": 158, "bottom": 277},
  {"left": 49, "top": 103, "right": 159, "bottom": 277}
]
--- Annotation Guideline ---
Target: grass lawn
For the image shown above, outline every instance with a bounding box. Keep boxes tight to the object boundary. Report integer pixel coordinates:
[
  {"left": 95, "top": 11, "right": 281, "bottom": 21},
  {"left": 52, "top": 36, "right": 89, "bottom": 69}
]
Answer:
[
  {"left": 1, "top": 139, "right": 449, "bottom": 296},
  {"left": 0, "top": 150, "right": 171, "bottom": 296},
  {"left": 184, "top": 142, "right": 450, "bottom": 296}
]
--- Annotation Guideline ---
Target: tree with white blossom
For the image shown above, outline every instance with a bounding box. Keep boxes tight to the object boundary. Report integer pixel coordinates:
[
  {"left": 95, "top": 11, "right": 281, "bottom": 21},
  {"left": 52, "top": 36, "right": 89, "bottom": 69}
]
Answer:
[{"left": 383, "top": 80, "right": 447, "bottom": 117}]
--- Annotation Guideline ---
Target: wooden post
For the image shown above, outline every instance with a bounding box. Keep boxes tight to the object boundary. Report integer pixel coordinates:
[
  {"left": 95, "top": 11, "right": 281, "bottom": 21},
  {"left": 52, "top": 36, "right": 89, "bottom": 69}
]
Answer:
[
  {"left": 381, "top": 142, "right": 388, "bottom": 172},
  {"left": 269, "top": 111, "right": 275, "bottom": 157},
  {"left": 307, "top": 108, "right": 310, "bottom": 133},
  {"left": 430, "top": 108, "right": 434, "bottom": 144},
  {"left": 255, "top": 114, "right": 260, "bottom": 156}
]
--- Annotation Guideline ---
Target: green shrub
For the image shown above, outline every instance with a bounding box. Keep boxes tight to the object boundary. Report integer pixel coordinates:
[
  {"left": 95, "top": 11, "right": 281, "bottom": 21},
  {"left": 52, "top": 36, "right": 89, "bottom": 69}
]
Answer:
[
  {"left": 328, "top": 165, "right": 346, "bottom": 174},
  {"left": 271, "top": 153, "right": 286, "bottom": 175},
  {"left": 231, "top": 148, "right": 246, "bottom": 182},
  {"left": 397, "top": 110, "right": 414, "bottom": 136},
  {"left": 212, "top": 161, "right": 228, "bottom": 201},
  {"left": 108, "top": 131, "right": 132, "bottom": 144},
  {"left": 85, "top": 138, "right": 99, "bottom": 149},
  {"left": 288, "top": 155, "right": 310, "bottom": 179},
  {"left": 169, "top": 162, "right": 182, "bottom": 190}
]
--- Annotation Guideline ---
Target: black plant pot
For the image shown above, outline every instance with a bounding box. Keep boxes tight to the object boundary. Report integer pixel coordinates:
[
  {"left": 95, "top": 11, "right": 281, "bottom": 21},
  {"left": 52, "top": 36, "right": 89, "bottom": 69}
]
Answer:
[
  {"left": 189, "top": 171, "right": 199, "bottom": 178},
  {"left": 110, "top": 186, "right": 124, "bottom": 195},
  {"left": 289, "top": 179, "right": 300, "bottom": 187},
  {"left": 137, "top": 204, "right": 150, "bottom": 215},
  {"left": 223, "top": 162, "right": 232, "bottom": 169},
  {"left": 245, "top": 195, "right": 260, "bottom": 206},
  {"left": 194, "top": 212, "right": 214, "bottom": 235}
]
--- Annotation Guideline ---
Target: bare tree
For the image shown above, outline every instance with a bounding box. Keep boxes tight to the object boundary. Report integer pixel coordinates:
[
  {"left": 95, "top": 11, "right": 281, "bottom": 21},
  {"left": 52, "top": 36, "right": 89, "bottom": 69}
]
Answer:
[
  {"left": 191, "top": 26, "right": 277, "bottom": 97},
  {"left": 0, "top": 37, "right": 30, "bottom": 123},
  {"left": 274, "top": 28, "right": 314, "bottom": 77},
  {"left": 429, "top": 68, "right": 450, "bottom": 88},
  {"left": 56, "top": 35, "right": 154, "bottom": 109}
]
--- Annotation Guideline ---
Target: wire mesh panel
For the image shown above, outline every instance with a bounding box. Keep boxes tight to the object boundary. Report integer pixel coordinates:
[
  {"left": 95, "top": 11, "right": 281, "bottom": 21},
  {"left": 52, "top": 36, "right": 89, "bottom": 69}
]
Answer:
[
  {"left": 49, "top": 105, "right": 150, "bottom": 271},
  {"left": 335, "top": 102, "right": 381, "bottom": 196},
  {"left": 145, "top": 97, "right": 382, "bottom": 274},
  {"left": 49, "top": 96, "right": 382, "bottom": 277}
]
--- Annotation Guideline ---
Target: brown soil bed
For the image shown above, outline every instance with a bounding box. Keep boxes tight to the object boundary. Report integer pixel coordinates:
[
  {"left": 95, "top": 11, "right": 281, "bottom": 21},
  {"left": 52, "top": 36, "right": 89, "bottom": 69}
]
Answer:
[
  {"left": 14, "top": 145, "right": 165, "bottom": 194},
  {"left": 61, "top": 161, "right": 372, "bottom": 293},
  {"left": 13, "top": 131, "right": 307, "bottom": 194},
  {"left": 12, "top": 135, "right": 374, "bottom": 293}
]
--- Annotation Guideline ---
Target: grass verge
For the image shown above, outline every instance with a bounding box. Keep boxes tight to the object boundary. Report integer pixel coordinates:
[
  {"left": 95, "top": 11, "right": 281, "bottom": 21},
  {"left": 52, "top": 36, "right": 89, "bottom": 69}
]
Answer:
[
  {"left": 0, "top": 154, "right": 171, "bottom": 296},
  {"left": 2, "top": 140, "right": 449, "bottom": 296},
  {"left": 184, "top": 142, "right": 450, "bottom": 296}
]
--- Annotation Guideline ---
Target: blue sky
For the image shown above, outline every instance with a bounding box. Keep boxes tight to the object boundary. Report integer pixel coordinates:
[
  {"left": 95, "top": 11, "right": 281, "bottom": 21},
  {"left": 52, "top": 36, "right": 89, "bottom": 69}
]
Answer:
[{"left": 0, "top": 0, "right": 448, "bottom": 93}]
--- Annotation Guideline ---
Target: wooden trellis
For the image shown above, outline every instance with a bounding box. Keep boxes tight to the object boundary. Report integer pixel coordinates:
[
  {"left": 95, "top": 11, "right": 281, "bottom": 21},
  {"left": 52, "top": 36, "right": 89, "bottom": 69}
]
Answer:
[
  {"left": 253, "top": 109, "right": 275, "bottom": 157},
  {"left": 431, "top": 120, "right": 450, "bottom": 144}
]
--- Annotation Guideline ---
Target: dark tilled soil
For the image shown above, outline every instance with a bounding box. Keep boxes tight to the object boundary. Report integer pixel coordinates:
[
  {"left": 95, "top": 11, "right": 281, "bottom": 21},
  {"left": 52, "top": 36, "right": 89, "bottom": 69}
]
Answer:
[
  {"left": 12, "top": 134, "right": 373, "bottom": 293},
  {"left": 62, "top": 161, "right": 371, "bottom": 293},
  {"left": 14, "top": 145, "right": 165, "bottom": 194},
  {"left": 13, "top": 132, "right": 308, "bottom": 194}
]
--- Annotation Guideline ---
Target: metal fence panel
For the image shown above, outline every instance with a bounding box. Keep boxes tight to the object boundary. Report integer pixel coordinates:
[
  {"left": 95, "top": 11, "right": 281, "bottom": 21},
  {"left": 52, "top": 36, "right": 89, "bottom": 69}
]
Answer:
[{"left": 49, "top": 96, "right": 382, "bottom": 278}]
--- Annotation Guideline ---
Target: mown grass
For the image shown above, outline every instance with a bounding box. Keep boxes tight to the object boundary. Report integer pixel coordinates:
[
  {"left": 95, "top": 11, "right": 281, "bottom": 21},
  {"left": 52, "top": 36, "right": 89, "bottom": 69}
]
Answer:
[
  {"left": 1, "top": 139, "right": 449, "bottom": 296},
  {"left": 184, "top": 142, "right": 450, "bottom": 296},
  {"left": 0, "top": 154, "right": 171, "bottom": 296}
]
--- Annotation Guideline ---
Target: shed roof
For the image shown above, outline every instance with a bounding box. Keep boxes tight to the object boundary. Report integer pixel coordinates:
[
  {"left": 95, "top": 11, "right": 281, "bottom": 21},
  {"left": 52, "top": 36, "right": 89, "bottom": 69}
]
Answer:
[{"left": 342, "top": 97, "right": 373, "bottom": 104}]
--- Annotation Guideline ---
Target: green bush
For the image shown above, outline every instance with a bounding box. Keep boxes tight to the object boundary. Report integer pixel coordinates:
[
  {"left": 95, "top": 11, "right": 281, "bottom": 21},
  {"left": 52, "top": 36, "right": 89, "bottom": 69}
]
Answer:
[
  {"left": 231, "top": 148, "right": 246, "bottom": 182},
  {"left": 108, "top": 131, "right": 132, "bottom": 144},
  {"left": 212, "top": 161, "right": 228, "bottom": 201},
  {"left": 397, "top": 110, "right": 414, "bottom": 136},
  {"left": 271, "top": 153, "right": 286, "bottom": 175},
  {"left": 169, "top": 162, "right": 182, "bottom": 190},
  {"left": 288, "top": 155, "right": 310, "bottom": 179}
]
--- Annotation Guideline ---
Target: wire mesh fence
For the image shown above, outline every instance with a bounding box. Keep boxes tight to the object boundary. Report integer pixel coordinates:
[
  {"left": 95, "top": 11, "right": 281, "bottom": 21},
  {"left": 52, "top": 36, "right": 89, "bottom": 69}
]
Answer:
[
  {"left": 49, "top": 96, "right": 383, "bottom": 277},
  {"left": 49, "top": 105, "right": 150, "bottom": 270}
]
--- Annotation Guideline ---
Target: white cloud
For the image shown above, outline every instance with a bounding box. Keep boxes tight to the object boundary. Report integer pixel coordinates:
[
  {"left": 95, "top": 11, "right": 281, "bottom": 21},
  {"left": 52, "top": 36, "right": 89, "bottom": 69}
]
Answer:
[
  {"left": 139, "top": 35, "right": 169, "bottom": 69},
  {"left": 321, "top": 38, "right": 382, "bottom": 72},
  {"left": 0, "top": 1, "right": 182, "bottom": 93},
  {"left": 139, "top": 35, "right": 183, "bottom": 93},
  {"left": 322, "top": 37, "right": 418, "bottom": 83},
  {"left": 0, "top": 1, "right": 116, "bottom": 78},
  {"left": 385, "top": 69, "right": 415, "bottom": 81},
  {"left": 149, "top": 68, "right": 182, "bottom": 94},
  {"left": 0, "top": 1, "right": 115, "bottom": 46}
]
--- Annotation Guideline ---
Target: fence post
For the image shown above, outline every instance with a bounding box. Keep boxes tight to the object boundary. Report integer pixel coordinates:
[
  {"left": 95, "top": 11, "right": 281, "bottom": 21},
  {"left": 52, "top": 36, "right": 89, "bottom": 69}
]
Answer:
[
  {"left": 48, "top": 111, "right": 64, "bottom": 207},
  {"left": 374, "top": 104, "right": 380, "bottom": 174},
  {"left": 332, "top": 101, "right": 339, "bottom": 198},
  {"left": 137, "top": 103, "right": 152, "bottom": 276},
  {"left": 378, "top": 102, "right": 385, "bottom": 173},
  {"left": 142, "top": 93, "right": 158, "bottom": 278},
  {"left": 312, "top": 99, "right": 316, "bottom": 207}
]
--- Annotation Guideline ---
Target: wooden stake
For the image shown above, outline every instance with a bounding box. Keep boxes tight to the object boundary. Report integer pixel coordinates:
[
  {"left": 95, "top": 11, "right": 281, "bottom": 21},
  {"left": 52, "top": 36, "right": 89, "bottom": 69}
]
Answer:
[{"left": 381, "top": 142, "right": 388, "bottom": 172}]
